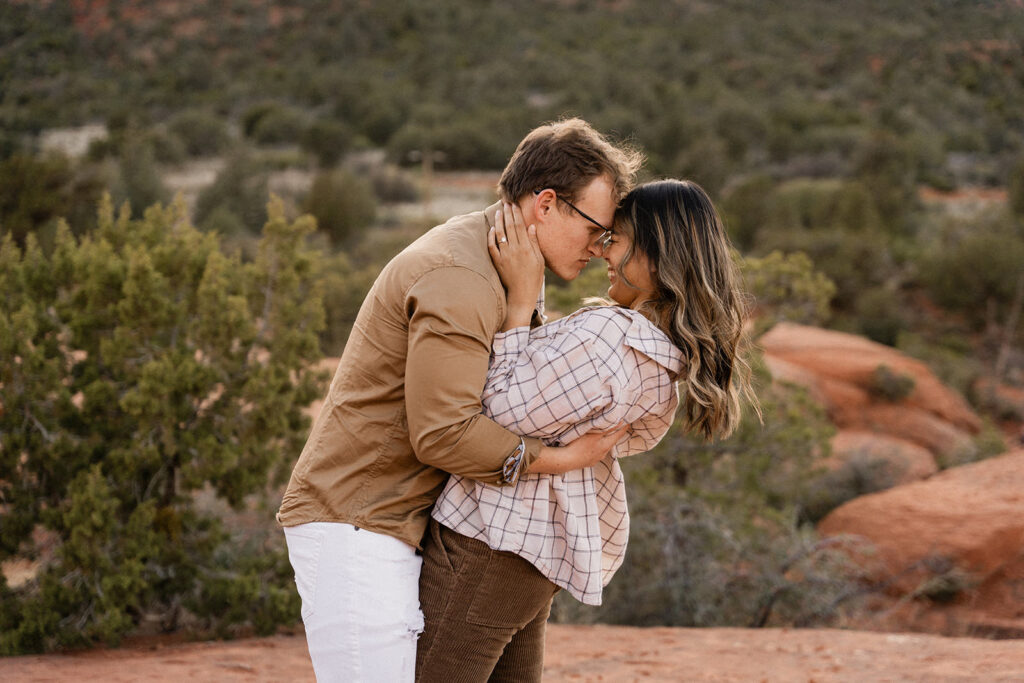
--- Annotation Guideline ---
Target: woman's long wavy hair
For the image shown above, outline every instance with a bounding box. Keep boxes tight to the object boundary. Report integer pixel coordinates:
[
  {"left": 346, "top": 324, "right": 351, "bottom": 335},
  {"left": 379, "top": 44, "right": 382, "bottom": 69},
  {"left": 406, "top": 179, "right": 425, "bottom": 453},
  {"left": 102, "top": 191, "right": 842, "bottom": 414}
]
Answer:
[{"left": 611, "top": 179, "right": 758, "bottom": 440}]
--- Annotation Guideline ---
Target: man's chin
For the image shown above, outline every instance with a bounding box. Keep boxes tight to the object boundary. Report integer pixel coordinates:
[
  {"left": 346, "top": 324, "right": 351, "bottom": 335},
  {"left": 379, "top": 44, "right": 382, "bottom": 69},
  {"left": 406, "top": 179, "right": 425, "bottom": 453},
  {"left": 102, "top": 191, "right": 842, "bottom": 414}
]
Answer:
[{"left": 555, "top": 262, "right": 589, "bottom": 281}]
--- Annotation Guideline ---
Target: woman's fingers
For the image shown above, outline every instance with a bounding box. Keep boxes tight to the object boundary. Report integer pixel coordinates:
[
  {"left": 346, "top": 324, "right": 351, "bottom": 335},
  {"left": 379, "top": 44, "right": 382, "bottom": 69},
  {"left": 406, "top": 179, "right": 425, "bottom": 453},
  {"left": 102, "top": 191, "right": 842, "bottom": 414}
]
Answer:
[
  {"left": 494, "top": 208, "right": 508, "bottom": 247},
  {"left": 501, "top": 202, "right": 516, "bottom": 246},
  {"left": 487, "top": 226, "right": 501, "bottom": 261},
  {"left": 492, "top": 204, "right": 540, "bottom": 274}
]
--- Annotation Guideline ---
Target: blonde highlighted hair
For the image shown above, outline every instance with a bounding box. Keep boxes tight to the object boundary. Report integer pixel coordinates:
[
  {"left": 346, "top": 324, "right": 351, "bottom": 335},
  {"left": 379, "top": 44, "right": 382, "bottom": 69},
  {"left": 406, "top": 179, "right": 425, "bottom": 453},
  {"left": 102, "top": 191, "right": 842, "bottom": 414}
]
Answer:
[{"left": 612, "top": 179, "right": 757, "bottom": 439}]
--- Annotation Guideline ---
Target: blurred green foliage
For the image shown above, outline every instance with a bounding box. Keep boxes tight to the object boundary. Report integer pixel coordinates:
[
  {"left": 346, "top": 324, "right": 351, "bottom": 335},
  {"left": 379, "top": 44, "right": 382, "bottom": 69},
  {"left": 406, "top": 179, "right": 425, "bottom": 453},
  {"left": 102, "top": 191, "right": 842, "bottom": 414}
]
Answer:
[
  {"left": 195, "top": 152, "right": 270, "bottom": 235},
  {"left": 741, "top": 251, "right": 836, "bottom": 334},
  {"left": 0, "top": 153, "right": 106, "bottom": 247},
  {"left": 301, "top": 118, "right": 355, "bottom": 168},
  {"left": 869, "top": 365, "right": 916, "bottom": 402},
  {"left": 0, "top": 197, "right": 324, "bottom": 653},
  {"left": 168, "top": 110, "right": 232, "bottom": 158},
  {"left": 918, "top": 212, "right": 1024, "bottom": 330},
  {"left": 303, "top": 169, "right": 378, "bottom": 247},
  {"left": 1010, "top": 157, "right": 1024, "bottom": 220},
  {"left": 2, "top": 0, "right": 1021, "bottom": 182}
]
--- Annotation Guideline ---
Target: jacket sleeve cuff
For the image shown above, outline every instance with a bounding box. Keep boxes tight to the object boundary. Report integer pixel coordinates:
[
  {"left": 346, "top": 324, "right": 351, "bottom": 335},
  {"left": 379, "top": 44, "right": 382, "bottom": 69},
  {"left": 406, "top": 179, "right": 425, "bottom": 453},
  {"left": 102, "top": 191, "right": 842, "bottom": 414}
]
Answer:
[{"left": 498, "top": 435, "right": 544, "bottom": 484}]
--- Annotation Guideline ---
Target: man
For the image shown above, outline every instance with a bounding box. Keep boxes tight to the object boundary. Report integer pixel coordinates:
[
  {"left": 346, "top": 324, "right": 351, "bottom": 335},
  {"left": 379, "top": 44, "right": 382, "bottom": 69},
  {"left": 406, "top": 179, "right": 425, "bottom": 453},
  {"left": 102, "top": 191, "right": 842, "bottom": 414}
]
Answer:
[{"left": 278, "top": 118, "right": 642, "bottom": 682}]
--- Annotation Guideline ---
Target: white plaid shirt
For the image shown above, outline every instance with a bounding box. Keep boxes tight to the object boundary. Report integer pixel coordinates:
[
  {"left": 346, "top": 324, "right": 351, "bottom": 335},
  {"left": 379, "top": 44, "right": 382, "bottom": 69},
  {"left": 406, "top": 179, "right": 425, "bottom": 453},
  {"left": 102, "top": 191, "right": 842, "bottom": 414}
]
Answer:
[{"left": 432, "top": 305, "right": 683, "bottom": 604}]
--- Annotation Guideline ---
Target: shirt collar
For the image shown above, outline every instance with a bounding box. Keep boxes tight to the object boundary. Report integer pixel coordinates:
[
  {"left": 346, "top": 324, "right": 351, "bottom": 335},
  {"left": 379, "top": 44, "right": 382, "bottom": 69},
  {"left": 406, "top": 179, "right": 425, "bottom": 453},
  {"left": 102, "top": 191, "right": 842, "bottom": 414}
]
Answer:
[{"left": 619, "top": 309, "right": 684, "bottom": 376}]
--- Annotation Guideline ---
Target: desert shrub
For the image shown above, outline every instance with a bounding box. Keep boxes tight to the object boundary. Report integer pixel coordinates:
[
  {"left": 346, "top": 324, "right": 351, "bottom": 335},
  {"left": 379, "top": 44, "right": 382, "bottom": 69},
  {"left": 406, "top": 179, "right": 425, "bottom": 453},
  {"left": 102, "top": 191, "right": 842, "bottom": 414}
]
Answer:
[
  {"left": 1010, "top": 156, "right": 1024, "bottom": 221},
  {"left": 368, "top": 164, "right": 420, "bottom": 203},
  {"left": 917, "top": 218, "right": 1024, "bottom": 330},
  {"left": 246, "top": 104, "right": 307, "bottom": 146},
  {"left": 199, "top": 204, "right": 248, "bottom": 238},
  {"left": 303, "top": 169, "right": 377, "bottom": 246},
  {"left": 387, "top": 107, "right": 519, "bottom": 170},
  {"left": 0, "top": 153, "right": 106, "bottom": 246},
  {"left": 194, "top": 152, "right": 270, "bottom": 234},
  {"left": 852, "top": 130, "right": 920, "bottom": 235},
  {"left": 85, "top": 136, "right": 116, "bottom": 161},
  {"left": 765, "top": 178, "right": 883, "bottom": 235},
  {"left": 756, "top": 226, "right": 894, "bottom": 312},
  {"left": 146, "top": 127, "right": 188, "bottom": 165},
  {"left": 186, "top": 529, "right": 299, "bottom": 638},
  {"left": 669, "top": 133, "right": 733, "bottom": 198},
  {"left": 301, "top": 118, "right": 354, "bottom": 168},
  {"left": 714, "top": 100, "right": 770, "bottom": 161},
  {"left": 168, "top": 109, "right": 231, "bottom": 158},
  {"left": 95, "top": 119, "right": 187, "bottom": 167},
  {"left": 800, "top": 454, "right": 898, "bottom": 525},
  {"left": 973, "top": 380, "right": 1024, "bottom": 422},
  {"left": 317, "top": 251, "right": 380, "bottom": 354},
  {"left": 741, "top": 251, "right": 836, "bottom": 334},
  {"left": 910, "top": 556, "right": 978, "bottom": 604},
  {"left": 896, "top": 331, "right": 981, "bottom": 399},
  {"left": 933, "top": 419, "right": 1007, "bottom": 471},
  {"left": 851, "top": 286, "right": 906, "bottom": 347},
  {"left": 0, "top": 196, "right": 324, "bottom": 653},
  {"left": 341, "top": 80, "right": 415, "bottom": 147},
  {"left": 113, "top": 136, "right": 170, "bottom": 214},
  {"left": 241, "top": 102, "right": 280, "bottom": 138},
  {"left": 721, "top": 174, "right": 776, "bottom": 250},
  {"left": 869, "top": 365, "right": 915, "bottom": 402}
]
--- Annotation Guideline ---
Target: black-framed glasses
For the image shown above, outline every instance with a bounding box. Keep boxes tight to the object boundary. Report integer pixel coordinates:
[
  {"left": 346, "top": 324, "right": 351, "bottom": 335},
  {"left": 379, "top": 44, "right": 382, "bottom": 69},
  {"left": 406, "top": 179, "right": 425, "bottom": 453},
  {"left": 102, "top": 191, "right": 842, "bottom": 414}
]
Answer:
[{"left": 534, "top": 189, "right": 613, "bottom": 248}]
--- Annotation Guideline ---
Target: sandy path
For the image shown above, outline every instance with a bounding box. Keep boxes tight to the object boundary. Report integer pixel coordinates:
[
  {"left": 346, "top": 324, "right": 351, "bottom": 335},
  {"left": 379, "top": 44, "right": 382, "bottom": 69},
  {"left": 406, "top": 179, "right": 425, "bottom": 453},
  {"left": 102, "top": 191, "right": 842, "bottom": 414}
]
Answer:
[{"left": 4, "top": 625, "right": 1023, "bottom": 682}]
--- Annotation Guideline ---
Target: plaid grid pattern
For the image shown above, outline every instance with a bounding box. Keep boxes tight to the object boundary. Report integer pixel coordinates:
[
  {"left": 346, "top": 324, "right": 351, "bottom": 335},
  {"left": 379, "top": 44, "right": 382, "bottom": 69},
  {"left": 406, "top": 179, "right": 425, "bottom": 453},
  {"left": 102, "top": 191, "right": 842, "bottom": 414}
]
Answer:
[{"left": 433, "top": 306, "right": 683, "bottom": 605}]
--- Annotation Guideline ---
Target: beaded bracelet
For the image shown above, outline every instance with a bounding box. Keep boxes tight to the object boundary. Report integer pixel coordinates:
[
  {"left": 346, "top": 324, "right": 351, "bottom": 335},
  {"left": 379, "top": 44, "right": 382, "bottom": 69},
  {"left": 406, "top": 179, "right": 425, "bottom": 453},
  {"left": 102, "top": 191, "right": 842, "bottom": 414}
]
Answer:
[{"left": 500, "top": 437, "right": 527, "bottom": 485}]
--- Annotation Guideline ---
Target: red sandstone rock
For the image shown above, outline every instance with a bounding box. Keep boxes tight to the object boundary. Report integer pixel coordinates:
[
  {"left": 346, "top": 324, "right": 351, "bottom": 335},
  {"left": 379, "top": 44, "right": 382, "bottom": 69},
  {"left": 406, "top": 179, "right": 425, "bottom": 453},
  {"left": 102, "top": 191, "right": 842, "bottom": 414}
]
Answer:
[
  {"left": 849, "top": 405, "right": 976, "bottom": 462},
  {"left": 760, "top": 323, "right": 981, "bottom": 434},
  {"left": 818, "top": 450, "right": 1024, "bottom": 633},
  {"left": 828, "top": 430, "right": 938, "bottom": 484}
]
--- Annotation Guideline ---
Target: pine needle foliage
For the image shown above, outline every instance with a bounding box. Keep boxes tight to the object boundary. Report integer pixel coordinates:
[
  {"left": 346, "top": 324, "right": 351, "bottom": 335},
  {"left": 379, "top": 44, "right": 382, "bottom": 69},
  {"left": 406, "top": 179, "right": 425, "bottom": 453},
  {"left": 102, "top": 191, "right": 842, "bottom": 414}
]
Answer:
[{"left": 0, "top": 195, "right": 326, "bottom": 653}]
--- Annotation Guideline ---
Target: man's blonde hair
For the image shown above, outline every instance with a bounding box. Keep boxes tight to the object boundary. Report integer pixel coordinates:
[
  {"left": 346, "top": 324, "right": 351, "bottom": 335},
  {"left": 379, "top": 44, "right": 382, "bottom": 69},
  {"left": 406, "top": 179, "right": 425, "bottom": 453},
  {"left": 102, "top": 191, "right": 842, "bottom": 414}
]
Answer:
[{"left": 498, "top": 118, "right": 643, "bottom": 204}]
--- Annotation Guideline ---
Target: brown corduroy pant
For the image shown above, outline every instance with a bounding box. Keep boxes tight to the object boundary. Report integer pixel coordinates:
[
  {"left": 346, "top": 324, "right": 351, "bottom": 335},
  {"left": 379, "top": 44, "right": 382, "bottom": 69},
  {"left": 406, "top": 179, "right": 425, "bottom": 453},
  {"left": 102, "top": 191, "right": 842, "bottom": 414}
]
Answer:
[{"left": 415, "top": 518, "right": 560, "bottom": 683}]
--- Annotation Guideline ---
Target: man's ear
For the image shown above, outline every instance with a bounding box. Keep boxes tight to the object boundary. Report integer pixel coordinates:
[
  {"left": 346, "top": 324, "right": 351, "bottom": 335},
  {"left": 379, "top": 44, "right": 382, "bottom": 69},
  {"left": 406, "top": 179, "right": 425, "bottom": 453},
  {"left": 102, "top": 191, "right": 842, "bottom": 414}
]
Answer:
[{"left": 531, "top": 189, "right": 557, "bottom": 224}]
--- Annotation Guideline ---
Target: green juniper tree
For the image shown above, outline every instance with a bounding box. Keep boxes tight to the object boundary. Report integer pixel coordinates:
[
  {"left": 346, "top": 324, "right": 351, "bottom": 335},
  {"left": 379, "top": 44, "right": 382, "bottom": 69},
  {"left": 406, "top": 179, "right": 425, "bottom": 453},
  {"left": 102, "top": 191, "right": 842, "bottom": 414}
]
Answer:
[{"left": 0, "top": 195, "right": 325, "bottom": 653}]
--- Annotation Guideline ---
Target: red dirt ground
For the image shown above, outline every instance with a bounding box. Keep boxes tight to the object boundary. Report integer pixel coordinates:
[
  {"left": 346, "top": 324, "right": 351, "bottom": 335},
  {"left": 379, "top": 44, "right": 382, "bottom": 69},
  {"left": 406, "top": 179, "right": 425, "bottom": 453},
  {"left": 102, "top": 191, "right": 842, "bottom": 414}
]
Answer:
[{"left": 4, "top": 624, "right": 1024, "bottom": 682}]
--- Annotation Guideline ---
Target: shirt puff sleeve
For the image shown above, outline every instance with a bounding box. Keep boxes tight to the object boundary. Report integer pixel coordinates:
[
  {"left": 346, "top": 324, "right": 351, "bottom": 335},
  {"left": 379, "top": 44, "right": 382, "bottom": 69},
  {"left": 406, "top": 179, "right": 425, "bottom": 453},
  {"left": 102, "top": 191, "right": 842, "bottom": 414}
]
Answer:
[
  {"left": 483, "top": 309, "right": 681, "bottom": 459},
  {"left": 481, "top": 320, "right": 639, "bottom": 448}
]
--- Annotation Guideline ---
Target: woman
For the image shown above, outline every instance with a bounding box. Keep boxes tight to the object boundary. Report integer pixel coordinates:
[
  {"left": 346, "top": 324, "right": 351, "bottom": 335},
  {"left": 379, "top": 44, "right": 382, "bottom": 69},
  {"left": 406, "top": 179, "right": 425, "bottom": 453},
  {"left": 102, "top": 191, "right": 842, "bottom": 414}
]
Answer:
[{"left": 415, "top": 179, "right": 756, "bottom": 682}]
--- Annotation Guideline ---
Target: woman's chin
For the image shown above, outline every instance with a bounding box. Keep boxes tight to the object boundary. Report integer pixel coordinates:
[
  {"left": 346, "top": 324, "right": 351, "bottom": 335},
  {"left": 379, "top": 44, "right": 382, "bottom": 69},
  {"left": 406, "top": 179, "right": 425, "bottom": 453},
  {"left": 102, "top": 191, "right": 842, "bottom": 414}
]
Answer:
[{"left": 606, "top": 287, "right": 629, "bottom": 307}]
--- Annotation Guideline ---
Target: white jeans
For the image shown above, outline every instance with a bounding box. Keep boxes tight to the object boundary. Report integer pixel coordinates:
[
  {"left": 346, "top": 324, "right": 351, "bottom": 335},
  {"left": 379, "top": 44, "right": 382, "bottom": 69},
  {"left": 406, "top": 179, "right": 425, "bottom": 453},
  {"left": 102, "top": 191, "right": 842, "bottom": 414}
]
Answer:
[{"left": 283, "top": 522, "right": 424, "bottom": 683}]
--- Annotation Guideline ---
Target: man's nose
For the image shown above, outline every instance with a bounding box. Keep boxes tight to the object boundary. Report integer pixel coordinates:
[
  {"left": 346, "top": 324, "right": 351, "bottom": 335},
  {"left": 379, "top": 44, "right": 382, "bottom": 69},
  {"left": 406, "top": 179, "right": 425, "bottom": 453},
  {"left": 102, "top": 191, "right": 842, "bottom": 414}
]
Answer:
[{"left": 586, "top": 240, "right": 605, "bottom": 257}]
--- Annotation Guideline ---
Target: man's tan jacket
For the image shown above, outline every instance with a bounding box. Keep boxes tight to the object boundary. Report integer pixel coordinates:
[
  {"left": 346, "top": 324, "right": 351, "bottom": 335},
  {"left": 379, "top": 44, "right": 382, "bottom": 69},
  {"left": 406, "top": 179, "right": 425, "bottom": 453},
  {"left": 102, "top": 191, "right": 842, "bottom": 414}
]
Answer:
[{"left": 277, "top": 202, "right": 542, "bottom": 550}]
